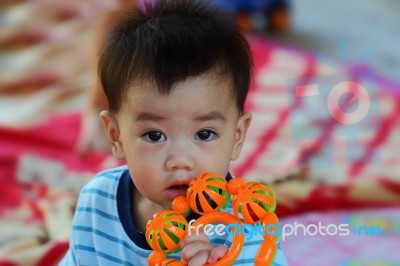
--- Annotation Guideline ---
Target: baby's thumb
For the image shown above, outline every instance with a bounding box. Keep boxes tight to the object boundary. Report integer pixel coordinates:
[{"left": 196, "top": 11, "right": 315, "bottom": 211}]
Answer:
[{"left": 208, "top": 245, "right": 228, "bottom": 263}]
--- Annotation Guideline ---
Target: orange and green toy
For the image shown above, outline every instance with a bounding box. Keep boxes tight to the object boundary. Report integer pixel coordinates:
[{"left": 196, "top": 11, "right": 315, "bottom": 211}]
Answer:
[{"left": 145, "top": 173, "right": 279, "bottom": 266}]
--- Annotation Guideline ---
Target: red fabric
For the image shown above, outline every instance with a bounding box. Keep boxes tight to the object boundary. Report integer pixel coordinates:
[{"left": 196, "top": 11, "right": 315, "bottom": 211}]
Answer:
[
  {"left": 0, "top": 112, "right": 112, "bottom": 214},
  {"left": 35, "top": 241, "right": 69, "bottom": 266},
  {"left": 276, "top": 178, "right": 400, "bottom": 217},
  {"left": 0, "top": 261, "right": 18, "bottom": 266}
]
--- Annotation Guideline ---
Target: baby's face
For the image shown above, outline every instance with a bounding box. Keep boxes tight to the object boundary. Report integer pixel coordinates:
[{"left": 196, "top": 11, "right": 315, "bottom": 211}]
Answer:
[{"left": 115, "top": 74, "right": 251, "bottom": 210}]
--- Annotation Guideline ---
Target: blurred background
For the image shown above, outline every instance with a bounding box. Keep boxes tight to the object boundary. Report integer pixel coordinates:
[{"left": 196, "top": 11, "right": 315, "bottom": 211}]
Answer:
[{"left": 1, "top": 0, "right": 399, "bottom": 265}]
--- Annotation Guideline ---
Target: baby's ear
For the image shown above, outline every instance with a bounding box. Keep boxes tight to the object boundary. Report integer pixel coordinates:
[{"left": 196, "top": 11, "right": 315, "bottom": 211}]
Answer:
[
  {"left": 231, "top": 111, "right": 252, "bottom": 161},
  {"left": 100, "top": 111, "right": 125, "bottom": 160}
]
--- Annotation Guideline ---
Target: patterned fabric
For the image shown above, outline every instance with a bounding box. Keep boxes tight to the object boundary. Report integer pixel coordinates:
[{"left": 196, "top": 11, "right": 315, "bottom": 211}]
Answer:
[{"left": 2, "top": 0, "right": 400, "bottom": 265}]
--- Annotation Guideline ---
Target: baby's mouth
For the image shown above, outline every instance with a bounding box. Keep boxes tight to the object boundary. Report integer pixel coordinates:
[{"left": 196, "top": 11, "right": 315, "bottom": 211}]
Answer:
[{"left": 165, "top": 184, "right": 189, "bottom": 200}]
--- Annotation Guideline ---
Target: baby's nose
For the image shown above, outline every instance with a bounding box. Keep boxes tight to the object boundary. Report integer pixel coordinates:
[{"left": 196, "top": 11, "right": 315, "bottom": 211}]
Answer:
[{"left": 165, "top": 142, "right": 195, "bottom": 171}]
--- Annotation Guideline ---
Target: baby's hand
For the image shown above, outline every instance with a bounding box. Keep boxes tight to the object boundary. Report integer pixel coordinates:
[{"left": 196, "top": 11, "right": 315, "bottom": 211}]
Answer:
[{"left": 181, "top": 233, "right": 228, "bottom": 266}]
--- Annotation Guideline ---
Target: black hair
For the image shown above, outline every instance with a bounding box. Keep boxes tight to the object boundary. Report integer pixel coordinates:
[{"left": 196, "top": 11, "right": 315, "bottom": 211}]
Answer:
[{"left": 98, "top": 0, "right": 253, "bottom": 112}]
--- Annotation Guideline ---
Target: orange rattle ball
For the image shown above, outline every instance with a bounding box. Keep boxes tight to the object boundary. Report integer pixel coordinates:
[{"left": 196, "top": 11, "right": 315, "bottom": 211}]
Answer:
[
  {"left": 145, "top": 210, "right": 188, "bottom": 253},
  {"left": 172, "top": 196, "right": 190, "bottom": 215},
  {"left": 148, "top": 251, "right": 166, "bottom": 266},
  {"left": 187, "top": 172, "right": 229, "bottom": 215},
  {"left": 231, "top": 182, "right": 276, "bottom": 224},
  {"left": 227, "top": 178, "right": 245, "bottom": 195}
]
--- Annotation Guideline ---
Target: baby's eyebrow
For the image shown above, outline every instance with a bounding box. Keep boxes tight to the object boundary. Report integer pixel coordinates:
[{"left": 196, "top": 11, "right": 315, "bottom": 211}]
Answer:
[
  {"left": 135, "top": 112, "right": 166, "bottom": 121},
  {"left": 195, "top": 111, "right": 226, "bottom": 122}
]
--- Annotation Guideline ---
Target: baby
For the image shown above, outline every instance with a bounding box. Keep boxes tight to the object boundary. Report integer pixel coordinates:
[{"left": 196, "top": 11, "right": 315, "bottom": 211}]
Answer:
[{"left": 61, "top": 0, "right": 287, "bottom": 265}]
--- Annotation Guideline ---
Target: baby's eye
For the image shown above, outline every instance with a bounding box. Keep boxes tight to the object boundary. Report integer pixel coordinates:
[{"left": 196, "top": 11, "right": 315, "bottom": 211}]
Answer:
[
  {"left": 142, "top": 131, "right": 166, "bottom": 143},
  {"left": 195, "top": 129, "right": 218, "bottom": 141}
]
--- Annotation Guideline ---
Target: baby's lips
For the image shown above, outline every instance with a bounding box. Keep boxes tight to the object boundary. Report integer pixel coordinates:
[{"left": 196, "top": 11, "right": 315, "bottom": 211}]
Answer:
[
  {"left": 169, "top": 184, "right": 189, "bottom": 189},
  {"left": 165, "top": 184, "right": 189, "bottom": 199}
]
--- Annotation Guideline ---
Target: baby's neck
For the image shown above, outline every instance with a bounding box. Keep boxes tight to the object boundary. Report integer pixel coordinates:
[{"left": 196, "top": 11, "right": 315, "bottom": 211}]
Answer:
[{"left": 132, "top": 187, "right": 166, "bottom": 233}]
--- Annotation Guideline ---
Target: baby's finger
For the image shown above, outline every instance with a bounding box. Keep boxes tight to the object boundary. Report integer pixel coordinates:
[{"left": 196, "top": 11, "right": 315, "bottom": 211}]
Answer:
[
  {"left": 181, "top": 241, "right": 214, "bottom": 264},
  {"left": 208, "top": 245, "right": 228, "bottom": 263},
  {"left": 188, "top": 250, "right": 210, "bottom": 266},
  {"left": 182, "top": 232, "right": 209, "bottom": 246}
]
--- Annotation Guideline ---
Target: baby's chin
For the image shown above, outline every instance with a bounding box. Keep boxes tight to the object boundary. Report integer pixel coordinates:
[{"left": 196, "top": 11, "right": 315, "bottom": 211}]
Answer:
[{"left": 164, "top": 200, "right": 173, "bottom": 211}]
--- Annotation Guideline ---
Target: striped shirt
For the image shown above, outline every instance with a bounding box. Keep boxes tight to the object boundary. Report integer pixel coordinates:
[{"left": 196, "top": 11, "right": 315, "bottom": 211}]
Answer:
[{"left": 60, "top": 165, "right": 287, "bottom": 265}]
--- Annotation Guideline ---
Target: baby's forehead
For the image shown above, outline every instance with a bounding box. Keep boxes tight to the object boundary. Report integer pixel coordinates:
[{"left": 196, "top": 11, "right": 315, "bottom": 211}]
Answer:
[
  {"left": 130, "top": 72, "right": 235, "bottom": 96},
  {"left": 121, "top": 74, "right": 238, "bottom": 112}
]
